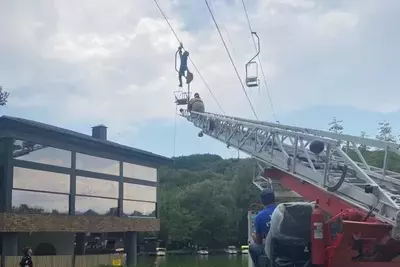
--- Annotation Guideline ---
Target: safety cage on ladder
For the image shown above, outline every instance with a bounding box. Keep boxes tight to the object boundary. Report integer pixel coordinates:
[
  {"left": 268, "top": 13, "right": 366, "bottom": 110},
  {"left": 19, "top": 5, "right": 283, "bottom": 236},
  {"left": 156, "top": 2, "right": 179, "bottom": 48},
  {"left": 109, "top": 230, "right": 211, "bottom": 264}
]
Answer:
[
  {"left": 245, "top": 32, "right": 260, "bottom": 88},
  {"left": 174, "top": 90, "right": 191, "bottom": 105}
]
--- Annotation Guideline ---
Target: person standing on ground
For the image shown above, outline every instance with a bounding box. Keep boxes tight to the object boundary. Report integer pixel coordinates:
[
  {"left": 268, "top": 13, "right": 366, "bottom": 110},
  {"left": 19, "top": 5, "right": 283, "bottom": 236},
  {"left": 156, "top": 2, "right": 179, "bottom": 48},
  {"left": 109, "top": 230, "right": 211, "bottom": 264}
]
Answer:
[
  {"left": 249, "top": 188, "right": 276, "bottom": 267},
  {"left": 19, "top": 247, "right": 33, "bottom": 267}
]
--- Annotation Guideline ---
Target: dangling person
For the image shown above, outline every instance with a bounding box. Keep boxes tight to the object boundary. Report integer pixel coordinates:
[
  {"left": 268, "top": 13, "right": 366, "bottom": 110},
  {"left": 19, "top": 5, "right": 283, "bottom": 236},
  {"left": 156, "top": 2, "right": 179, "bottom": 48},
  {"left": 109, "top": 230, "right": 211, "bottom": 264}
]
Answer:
[{"left": 178, "top": 43, "right": 190, "bottom": 87}]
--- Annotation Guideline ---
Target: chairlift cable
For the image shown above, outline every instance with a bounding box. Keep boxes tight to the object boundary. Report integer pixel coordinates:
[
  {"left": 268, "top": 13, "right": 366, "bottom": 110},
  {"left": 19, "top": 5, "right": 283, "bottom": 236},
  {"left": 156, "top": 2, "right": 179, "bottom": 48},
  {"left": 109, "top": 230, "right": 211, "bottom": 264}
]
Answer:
[
  {"left": 211, "top": 0, "right": 238, "bottom": 60},
  {"left": 204, "top": 0, "right": 259, "bottom": 120},
  {"left": 241, "top": 0, "right": 278, "bottom": 122},
  {"left": 153, "top": 0, "right": 226, "bottom": 115}
]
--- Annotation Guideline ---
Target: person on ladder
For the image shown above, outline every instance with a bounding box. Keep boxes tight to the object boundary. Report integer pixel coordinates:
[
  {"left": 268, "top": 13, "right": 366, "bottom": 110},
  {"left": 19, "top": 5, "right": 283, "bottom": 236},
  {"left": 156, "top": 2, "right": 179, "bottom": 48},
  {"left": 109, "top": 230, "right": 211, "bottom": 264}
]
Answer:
[
  {"left": 178, "top": 43, "right": 193, "bottom": 87},
  {"left": 188, "top": 92, "right": 205, "bottom": 113}
]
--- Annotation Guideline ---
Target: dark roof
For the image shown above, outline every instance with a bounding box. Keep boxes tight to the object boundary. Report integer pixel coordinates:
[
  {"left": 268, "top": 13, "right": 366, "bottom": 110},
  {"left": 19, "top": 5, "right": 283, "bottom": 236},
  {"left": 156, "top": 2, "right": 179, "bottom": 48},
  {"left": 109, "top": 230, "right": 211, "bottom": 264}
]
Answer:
[{"left": 0, "top": 115, "right": 171, "bottom": 165}]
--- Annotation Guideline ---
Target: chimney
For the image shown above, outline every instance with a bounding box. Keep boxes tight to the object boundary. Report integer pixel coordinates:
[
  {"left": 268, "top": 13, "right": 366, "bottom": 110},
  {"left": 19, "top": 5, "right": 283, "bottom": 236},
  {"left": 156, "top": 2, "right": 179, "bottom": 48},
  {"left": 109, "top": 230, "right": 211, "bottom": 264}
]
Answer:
[{"left": 92, "top": 124, "right": 107, "bottom": 140}]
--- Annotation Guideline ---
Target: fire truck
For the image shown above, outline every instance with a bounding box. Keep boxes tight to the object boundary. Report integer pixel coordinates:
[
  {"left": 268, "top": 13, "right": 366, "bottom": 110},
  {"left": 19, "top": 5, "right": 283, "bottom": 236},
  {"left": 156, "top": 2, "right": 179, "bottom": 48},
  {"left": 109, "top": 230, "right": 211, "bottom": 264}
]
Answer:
[{"left": 180, "top": 110, "right": 400, "bottom": 267}]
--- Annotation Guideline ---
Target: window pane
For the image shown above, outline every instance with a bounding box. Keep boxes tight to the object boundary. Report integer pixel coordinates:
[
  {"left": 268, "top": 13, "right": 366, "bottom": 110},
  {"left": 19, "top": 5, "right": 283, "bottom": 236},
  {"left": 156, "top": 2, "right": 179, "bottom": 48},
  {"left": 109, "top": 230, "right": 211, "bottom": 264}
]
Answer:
[
  {"left": 75, "top": 196, "right": 118, "bottom": 216},
  {"left": 123, "top": 162, "right": 157, "bottom": 182},
  {"left": 76, "top": 153, "right": 119, "bottom": 175},
  {"left": 124, "top": 183, "right": 157, "bottom": 202},
  {"left": 123, "top": 200, "right": 156, "bottom": 218},
  {"left": 13, "top": 167, "right": 70, "bottom": 194},
  {"left": 76, "top": 176, "right": 118, "bottom": 198},
  {"left": 12, "top": 189, "right": 69, "bottom": 214},
  {"left": 13, "top": 140, "right": 71, "bottom": 168}
]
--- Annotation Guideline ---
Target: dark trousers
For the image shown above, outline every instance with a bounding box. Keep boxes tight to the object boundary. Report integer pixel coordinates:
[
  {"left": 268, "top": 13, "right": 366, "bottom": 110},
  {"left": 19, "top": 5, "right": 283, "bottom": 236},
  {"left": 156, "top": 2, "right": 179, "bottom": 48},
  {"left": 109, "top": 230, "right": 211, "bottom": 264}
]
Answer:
[{"left": 249, "top": 243, "right": 267, "bottom": 267}]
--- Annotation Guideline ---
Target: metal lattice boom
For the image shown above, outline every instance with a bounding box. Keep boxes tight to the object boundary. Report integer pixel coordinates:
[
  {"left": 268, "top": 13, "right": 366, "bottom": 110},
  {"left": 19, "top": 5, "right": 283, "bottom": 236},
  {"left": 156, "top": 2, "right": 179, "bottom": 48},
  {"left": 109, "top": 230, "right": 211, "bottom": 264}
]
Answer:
[{"left": 182, "top": 110, "right": 400, "bottom": 238}]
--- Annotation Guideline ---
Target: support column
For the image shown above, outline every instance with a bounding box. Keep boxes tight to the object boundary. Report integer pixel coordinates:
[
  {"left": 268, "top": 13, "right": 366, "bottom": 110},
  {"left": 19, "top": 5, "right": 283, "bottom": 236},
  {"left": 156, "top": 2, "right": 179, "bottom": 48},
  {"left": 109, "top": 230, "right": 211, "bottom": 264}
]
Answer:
[
  {"left": 69, "top": 152, "right": 76, "bottom": 215},
  {"left": 2, "top": 138, "right": 13, "bottom": 213},
  {"left": 1, "top": 232, "right": 18, "bottom": 256},
  {"left": 118, "top": 162, "right": 123, "bottom": 217},
  {"left": 125, "top": 232, "right": 137, "bottom": 267},
  {"left": 75, "top": 233, "right": 86, "bottom": 255}
]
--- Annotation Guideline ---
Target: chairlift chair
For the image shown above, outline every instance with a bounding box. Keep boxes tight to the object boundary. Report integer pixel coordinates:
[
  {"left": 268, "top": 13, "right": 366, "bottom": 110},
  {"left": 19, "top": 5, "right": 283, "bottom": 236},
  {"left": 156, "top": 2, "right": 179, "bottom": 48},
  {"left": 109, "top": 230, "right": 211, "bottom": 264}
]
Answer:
[
  {"left": 245, "top": 32, "right": 260, "bottom": 88},
  {"left": 173, "top": 43, "right": 193, "bottom": 105},
  {"left": 245, "top": 62, "right": 259, "bottom": 88}
]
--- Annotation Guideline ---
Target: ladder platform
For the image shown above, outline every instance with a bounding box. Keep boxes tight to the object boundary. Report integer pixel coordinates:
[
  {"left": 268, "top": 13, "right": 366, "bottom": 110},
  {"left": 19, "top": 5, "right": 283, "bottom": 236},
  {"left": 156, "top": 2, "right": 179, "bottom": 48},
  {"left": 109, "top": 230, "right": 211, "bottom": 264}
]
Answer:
[
  {"left": 182, "top": 111, "right": 400, "bottom": 235},
  {"left": 174, "top": 91, "right": 190, "bottom": 105}
]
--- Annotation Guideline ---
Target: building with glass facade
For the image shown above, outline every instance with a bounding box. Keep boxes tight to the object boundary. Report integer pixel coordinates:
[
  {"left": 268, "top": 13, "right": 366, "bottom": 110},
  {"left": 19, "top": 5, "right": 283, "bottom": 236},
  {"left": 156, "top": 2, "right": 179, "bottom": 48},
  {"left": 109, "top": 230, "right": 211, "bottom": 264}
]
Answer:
[{"left": 0, "top": 116, "right": 171, "bottom": 266}]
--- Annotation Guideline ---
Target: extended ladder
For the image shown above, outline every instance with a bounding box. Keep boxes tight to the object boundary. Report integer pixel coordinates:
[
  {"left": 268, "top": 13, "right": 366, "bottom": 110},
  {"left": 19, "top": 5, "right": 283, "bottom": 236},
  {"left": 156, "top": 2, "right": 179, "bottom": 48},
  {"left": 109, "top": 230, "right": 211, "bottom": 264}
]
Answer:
[{"left": 181, "top": 110, "right": 400, "bottom": 238}]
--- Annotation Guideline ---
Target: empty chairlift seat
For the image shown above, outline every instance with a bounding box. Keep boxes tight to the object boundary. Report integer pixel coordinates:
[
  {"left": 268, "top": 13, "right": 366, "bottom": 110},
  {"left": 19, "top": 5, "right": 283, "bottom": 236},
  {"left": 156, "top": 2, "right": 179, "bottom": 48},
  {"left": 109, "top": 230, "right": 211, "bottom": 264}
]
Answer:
[
  {"left": 245, "top": 32, "right": 261, "bottom": 88},
  {"left": 246, "top": 74, "right": 259, "bottom": 87}
]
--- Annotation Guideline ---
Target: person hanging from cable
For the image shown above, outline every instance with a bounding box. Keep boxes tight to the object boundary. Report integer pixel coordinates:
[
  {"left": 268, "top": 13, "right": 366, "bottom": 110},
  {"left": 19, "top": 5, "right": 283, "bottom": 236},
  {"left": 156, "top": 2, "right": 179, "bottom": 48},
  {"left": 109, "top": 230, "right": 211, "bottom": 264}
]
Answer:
[{"left": 177, "top": 43, "right": 192, "bottom": 87}]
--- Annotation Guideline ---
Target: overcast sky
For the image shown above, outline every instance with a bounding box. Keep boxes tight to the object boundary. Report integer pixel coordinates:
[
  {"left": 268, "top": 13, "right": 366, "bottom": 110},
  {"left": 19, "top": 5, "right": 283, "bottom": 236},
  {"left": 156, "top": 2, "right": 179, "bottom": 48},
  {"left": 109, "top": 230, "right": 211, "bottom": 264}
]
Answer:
[{"left": 1, "top": 0, "right": 400, "bottom": 159}]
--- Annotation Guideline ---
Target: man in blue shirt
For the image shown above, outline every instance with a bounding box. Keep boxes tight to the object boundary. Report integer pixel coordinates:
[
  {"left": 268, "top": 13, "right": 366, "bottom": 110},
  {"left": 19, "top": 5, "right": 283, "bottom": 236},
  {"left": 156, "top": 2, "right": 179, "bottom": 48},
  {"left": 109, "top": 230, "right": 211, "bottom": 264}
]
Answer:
[
  {"left": 249, "top": 188, "right": 276, "bottom": 267},
  {"left": 178, "top": 43, "right": 190, "bottom": 87}
]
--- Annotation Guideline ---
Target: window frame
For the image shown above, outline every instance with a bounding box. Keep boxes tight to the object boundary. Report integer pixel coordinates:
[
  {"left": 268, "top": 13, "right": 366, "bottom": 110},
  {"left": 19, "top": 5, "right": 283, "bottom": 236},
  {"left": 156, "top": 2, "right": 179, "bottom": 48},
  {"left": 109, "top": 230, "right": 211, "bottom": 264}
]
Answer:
[
  {"left": 75, "top": 152, "right": 120, "bottom": 176},
  {"left": 74, "top": 195, "right": 119, "bottom": 216},
  {"left": 122, "top": 199, "right": 157, "bottom": 218},
  {"left": 4, "top": 136, "right": 160, "bottom": 218},
  {"left": 75, "top": 176, "right": 119, "bottom": 199},
  {"left": 12, "top": 139, "right": 72, "bottom": 169},
  {"left": 12, "top": 166, "right": 71, "bottom": 194},
  {"left": 11, "top": 188, "right": 70, "bottom": 215}
]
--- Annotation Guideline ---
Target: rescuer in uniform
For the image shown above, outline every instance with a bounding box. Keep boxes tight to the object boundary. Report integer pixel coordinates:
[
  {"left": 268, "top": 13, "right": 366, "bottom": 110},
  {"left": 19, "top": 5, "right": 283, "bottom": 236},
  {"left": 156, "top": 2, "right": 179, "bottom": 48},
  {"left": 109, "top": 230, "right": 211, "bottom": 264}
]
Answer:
[
  {"left": 19, "top": 247, "right": 33, "bottom": 267},
  {"left": 249, "top": 188, "right": 276, "bottom": 267},
  {"left": 188, "top": 93, "right": 205, "bottom": 113}
]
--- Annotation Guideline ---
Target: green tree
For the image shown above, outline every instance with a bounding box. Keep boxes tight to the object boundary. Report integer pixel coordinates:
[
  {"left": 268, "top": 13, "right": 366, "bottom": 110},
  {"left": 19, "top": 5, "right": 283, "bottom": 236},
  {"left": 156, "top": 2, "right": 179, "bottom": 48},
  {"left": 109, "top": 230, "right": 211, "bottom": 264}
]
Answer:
[
  {"left": 376, "top": 121, "right": 397, "bottom": 142},
  {"left": 157, "top": 145, "right": 400, "bottom": 249},
  {"left": 0, "top": 86, "right": 9, "bottom": 107},
  {"left": 328, "top": 117, "right": 343, "bottom": 134},
  {"left": 157, "top": 156, "right": 272, "bottom": 248}
]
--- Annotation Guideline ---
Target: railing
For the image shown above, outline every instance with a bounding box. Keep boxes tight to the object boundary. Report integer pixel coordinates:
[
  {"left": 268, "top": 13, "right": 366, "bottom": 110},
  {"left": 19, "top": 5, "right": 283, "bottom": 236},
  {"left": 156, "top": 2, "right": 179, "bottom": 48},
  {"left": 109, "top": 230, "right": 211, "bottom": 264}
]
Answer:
[
  {"left": 2, "top": 254, "right": 125, "bottom": 267},
  {"left": 5, "top": 255, "right": 72, "bottom": 267},
  {"left": 75, "top": 254, "right": 125, "bottom": 267}
]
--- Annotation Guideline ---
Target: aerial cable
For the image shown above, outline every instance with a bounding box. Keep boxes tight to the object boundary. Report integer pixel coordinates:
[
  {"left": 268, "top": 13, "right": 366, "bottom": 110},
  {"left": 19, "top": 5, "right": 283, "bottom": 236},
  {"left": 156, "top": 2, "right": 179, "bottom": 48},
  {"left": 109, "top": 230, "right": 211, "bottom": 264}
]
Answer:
[
  {"left": 240, "top": 0, "right": 278, "bottom": 123},
  {"left": 204, "top": 0, "right": 259, "bottom": 120},
  {"left": 211, "top": 0, "right": 238, "bottom": 60},
  {"left": 152, "top": 0, "right": 226, "bottom": 115}
]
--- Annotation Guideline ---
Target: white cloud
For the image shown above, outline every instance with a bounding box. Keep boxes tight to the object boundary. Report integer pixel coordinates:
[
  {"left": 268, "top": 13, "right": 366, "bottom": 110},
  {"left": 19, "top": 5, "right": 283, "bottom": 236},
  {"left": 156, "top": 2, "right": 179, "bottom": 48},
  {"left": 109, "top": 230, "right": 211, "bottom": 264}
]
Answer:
[
  {"left": 317, "top": 11, "right": 359, "bottom": 38},
  {"left": 1, "top": 0, "right": 400, "bottom": 134}
]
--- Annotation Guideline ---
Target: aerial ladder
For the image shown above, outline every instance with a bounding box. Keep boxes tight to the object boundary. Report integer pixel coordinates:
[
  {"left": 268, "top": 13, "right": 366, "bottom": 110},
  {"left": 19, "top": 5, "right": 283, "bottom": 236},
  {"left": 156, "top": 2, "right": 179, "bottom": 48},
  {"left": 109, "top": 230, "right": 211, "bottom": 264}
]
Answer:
[{"left": 179, "top": 109, "right": 400, "bottom": 266}]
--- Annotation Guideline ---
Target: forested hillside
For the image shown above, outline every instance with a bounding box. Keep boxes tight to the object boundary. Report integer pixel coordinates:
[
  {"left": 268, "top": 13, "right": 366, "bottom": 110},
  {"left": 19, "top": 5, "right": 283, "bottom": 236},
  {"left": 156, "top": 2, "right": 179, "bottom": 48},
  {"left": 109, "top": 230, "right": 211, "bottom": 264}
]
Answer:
[
  {"left": 158, "top": 154, "right": 260, "bottom": 248},
  {"left": 157, "top": 118, "right": 400, "bottom": 249}
]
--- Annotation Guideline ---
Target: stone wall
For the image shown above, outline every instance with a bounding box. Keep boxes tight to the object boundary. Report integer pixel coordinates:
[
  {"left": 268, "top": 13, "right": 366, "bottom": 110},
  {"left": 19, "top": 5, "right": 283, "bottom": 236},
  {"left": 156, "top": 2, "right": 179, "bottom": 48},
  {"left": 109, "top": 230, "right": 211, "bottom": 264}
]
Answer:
[{"left": 0, "top": 213, "right": 159, "bottom": 232}]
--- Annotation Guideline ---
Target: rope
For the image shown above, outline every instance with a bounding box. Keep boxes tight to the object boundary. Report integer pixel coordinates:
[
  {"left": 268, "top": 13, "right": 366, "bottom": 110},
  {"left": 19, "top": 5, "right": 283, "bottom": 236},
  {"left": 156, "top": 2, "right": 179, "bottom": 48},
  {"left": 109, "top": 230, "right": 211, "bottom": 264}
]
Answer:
[
  {"left": 241, "top": 0, "right": 278, "bottom": 122},
  {"left": 152, "top": 0, "right": 226, "bottom": 115},
  {"left": 173, "top": 105, "right": 178, "bottom": 157},
  {"left": 204, "top": 0, "right": 259, "bottom": 120}
]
